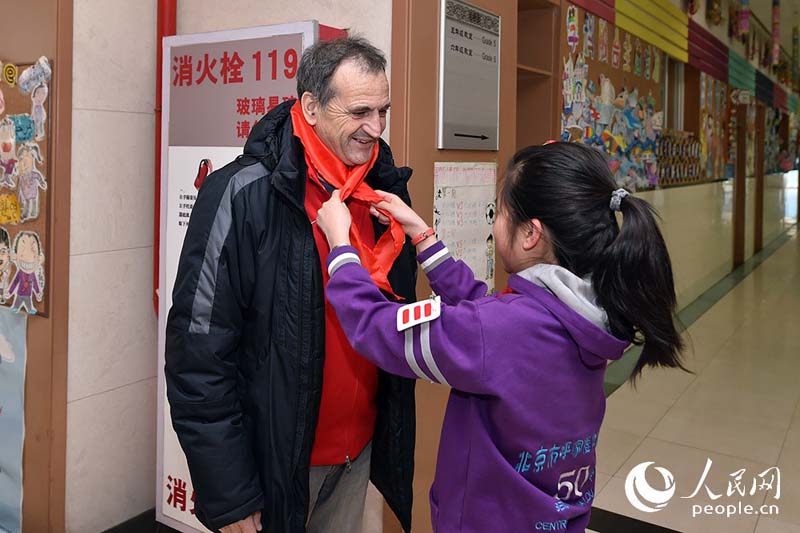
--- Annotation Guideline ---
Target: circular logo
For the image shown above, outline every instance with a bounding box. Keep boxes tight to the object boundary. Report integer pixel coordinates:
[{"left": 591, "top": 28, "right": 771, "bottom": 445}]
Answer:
[{"left": 624, "top": 461, "right": 676, "bottom": 513}]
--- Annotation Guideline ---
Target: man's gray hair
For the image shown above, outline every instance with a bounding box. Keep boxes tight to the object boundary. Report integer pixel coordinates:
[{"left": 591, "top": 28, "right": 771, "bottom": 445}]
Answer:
[{"left": 296, "top": 37, "right": 387, "bottom": 107}]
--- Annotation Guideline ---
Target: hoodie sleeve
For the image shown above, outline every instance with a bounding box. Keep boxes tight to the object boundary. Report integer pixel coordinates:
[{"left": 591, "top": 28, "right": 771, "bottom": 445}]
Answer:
[
  {"left": 417, "top": 240, "right": 489, "bottom": 304},
  {"left": 326, "top": 246, "right": 491, "bottom": 394},
  {"left": 165, "top": 167, "right": 264, "bottom": 530}
]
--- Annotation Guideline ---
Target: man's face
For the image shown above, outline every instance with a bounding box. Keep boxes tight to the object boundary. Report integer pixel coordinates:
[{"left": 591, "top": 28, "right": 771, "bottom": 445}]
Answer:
[{"left": 311, "top": 59, "right": 390, "bottom": 166}]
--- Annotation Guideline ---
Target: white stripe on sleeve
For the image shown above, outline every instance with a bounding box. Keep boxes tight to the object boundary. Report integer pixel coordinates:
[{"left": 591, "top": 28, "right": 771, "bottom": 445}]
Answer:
[
  {"left": 420, "top": 247, "right": 450, "bottom": 273},
  {"left": 404, "top": 328, "right": 432, "bottom": 381},
  {"left": 328, "top": 252, "right": 361, "bottom": 276},
  {"left": 420, "top": 322, "right": 450, "bottom": 387}
]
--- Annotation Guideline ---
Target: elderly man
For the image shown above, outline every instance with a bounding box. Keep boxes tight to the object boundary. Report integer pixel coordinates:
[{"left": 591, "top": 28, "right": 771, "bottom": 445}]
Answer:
[{"left": 166, "top": 37, "right": 417, "bottom": 533}]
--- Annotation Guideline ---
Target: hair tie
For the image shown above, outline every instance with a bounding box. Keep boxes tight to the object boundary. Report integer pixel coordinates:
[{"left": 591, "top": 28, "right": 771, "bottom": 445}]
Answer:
[{"left": 609, "top": 188, "right": 629, "bottom": 212}]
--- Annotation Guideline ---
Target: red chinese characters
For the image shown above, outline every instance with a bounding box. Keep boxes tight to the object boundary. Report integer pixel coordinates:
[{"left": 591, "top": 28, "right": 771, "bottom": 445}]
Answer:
[{"left": 166, "top": 475, "right": 195, "bottom": 515}]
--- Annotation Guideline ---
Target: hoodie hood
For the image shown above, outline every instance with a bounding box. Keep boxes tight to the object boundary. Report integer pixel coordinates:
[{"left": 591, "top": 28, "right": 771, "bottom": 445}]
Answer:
[
  {"left": 517, "top": 263, "right": 608, "bottom": 331},
  {"left": 509, "top": 265, "right": 628, "bottom": 364}
]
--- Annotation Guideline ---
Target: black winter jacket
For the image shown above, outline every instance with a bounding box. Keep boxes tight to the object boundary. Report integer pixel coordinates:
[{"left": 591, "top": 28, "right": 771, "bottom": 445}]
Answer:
[{"left": 165, "top": 100, "right": 417, "bottom": 532}]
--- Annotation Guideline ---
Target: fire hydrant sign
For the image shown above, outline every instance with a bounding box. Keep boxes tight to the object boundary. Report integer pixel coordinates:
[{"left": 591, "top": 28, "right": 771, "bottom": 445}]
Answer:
[
  {"left": 437, "top": 0, "right": 501, "bottom": 151},
  {"left": 157, "top": 22, "right": 318, "bottom": 533}
]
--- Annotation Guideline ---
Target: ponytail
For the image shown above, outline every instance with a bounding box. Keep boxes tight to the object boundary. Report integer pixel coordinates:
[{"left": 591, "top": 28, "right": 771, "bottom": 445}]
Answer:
[
  {"left": 592, "top": 194, "right": 686, "bottom": 381},
  {"left": 501, "top": 143, "right": 687, "bottom": 384}
]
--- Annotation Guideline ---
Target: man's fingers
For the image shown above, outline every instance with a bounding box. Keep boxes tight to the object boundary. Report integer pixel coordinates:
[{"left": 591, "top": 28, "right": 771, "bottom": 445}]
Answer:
[{"left": 253, "top": 511, "right": 262, "bottom": 531}]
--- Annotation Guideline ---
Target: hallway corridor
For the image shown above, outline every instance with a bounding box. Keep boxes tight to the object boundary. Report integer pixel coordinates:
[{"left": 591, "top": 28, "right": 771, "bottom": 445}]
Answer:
[{"left": 590, "top": 229, "right": 800, "bottom": 532}]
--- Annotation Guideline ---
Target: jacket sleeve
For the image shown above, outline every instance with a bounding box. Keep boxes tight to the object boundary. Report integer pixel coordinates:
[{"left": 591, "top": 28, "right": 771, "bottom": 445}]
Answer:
[
  {"left": 325, "top": 246, "right": 491, "bottom": 395},
  {"left": 417, "top": 240, "right": 489, "bottom": 304},
  {"left": 165, "top": 169, "right": 264, "bottom": 530}
]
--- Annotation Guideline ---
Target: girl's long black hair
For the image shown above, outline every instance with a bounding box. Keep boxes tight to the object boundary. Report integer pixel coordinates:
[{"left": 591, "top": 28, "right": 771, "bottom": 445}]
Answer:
[{"left": 500, "top": 142, "right": 686, "bottom": 381}]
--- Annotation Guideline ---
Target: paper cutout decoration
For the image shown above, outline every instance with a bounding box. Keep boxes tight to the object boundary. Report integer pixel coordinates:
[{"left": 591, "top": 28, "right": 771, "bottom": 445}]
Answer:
[
  {"left": 0, "top": 119, "right": 17, "bottom": 188},
  {"left": 8, "top": 231, "right": 44, "bottom": 314},
  {"left": 644, "top": 46, "right": 652, "bottom": 80},
  {"left": 31, "top": 84, "right": 48, "bottom": 141},
  {"left": 0, "top": 227, "right": 10, "bottom": 304},
  {"left": 612, "top": 28, "right": 621, "bottom": 68},
  {"left": 598, "top": 19, "right": 609, "bottom": 63},
  {"left": 583, "top": 14, "right": 595, "bottom": 59},
  {"left": 634, "top": 39, "right": 643, "bottom": 76},
  {"left": 652, "top": 49, "right": 662, "bottom": 83},
  {"left": 622, "top": 33, "right": 633, "bottom": 72},
  {"left": 0, "top": 194, "right": 21, "bottom": 225},
  {"left": 9, "top": 115, "right": 34, "bottom": 144},
  {"left": 2, "top": 64, "right": 18, "bottom": 87},
  {"left": 567, "top": 6, "right": 580, "bottom": 54},
  {"left": 15, "top": 143, "right": 46, "bottom": 223},
  {"left": 18, "top": 57, "right": 52, "bottom": 95}
]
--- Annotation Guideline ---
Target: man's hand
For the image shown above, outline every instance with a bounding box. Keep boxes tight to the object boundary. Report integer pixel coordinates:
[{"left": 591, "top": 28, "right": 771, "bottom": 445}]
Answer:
[
  {"left": 317, "top": 190, "right": 352, "bottom": 249},
  {"left": 371, "top": 190, "right": 429, "bottom": 238},
  {"left": 220, "top": 511, "right": 262, "bottom": 533}
]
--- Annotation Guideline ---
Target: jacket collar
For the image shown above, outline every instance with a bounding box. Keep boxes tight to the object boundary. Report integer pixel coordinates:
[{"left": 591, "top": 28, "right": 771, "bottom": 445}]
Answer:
[{"left": 243, "top": 100, "right": 412, "bottom": 213}]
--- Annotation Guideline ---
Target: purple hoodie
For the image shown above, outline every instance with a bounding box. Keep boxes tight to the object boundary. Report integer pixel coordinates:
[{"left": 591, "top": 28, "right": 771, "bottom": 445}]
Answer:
[{"left": 325, "top": 241, "right": 628, "bottom": 533}]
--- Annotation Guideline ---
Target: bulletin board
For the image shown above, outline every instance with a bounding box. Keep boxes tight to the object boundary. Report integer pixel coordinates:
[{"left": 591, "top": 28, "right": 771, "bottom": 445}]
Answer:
[
  {"left": 0, "top": 57, "right": 51, "bottom": 317},
  {"left": 559, "top": 3, "right": 666, "bottom": 191}
]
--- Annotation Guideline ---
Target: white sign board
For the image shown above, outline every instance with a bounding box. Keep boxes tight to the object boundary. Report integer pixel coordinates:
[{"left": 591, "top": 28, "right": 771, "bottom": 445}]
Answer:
[
  {"left": 433, "top": 162, "right": 497, "bottom": 292},
  {"left": 157, "top": 22, "right": 317, "bottom": 532},
  {"left": 437, "top": 0, "right": 501, "bottom": 151}
]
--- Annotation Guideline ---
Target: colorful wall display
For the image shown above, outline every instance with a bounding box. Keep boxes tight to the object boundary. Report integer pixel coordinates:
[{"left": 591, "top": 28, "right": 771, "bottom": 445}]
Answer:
[
  {"left": 560, "top": 3, "right": 665, "bottom": 191},
  {"left": 656, "top": 130, "right": 702, "bottom": 185},
  {"left": 0, "top": 57, "right": 50, "bottom": 317},
  {"left": 699, "top": 72, "right": 728, "bottom": 180},
  {"left": 0, "top": 307, "right": 27, "bottom": 533}
]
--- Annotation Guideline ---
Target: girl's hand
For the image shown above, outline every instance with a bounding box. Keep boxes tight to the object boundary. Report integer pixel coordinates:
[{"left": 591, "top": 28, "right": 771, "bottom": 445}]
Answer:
[
  {"left": 372, "top": 190, "right": 429, "bottom": 237},
  {"left": 317, "top": 190, "right": 352, "bottom": 249}
]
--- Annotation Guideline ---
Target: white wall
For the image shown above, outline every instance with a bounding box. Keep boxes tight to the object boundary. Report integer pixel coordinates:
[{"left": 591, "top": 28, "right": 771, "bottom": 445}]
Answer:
[
  {"left": 763, "top": 172, "right": 795, "bottom": 244},
  {"left": 639, "top": 181, "right": 735, "bottom": 309},
  {"left": 66, "top": 0, "right": 159, "bottom": 531},
  {"left": 65, "top": 1, "right": 392, "bottom": 531}
]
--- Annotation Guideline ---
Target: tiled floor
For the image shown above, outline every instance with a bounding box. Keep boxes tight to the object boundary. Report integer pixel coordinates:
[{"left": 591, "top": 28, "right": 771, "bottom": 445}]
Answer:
[{"left": 593, "top": 232, "right": 800, "bottom": 533}]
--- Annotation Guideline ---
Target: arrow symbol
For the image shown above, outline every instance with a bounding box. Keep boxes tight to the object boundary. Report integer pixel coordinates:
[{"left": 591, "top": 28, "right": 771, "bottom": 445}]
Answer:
[{"left": 454, "top": 133, "right": 489, "bottom": 140}]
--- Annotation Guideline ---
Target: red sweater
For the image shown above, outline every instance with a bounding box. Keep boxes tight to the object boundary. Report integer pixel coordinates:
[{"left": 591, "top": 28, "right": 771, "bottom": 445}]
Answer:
[{"left": 305, "top": 178, "right": 378, "bottom": 465}]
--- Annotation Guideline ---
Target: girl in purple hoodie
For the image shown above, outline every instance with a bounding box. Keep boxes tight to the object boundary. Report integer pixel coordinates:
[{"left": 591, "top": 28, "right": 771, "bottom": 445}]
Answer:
[{"left": 316, "top": 142, "right": 685, "bottom": 533}]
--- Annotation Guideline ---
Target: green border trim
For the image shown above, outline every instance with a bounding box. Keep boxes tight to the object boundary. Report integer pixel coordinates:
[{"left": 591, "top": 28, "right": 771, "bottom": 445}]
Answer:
[{"left": 603, "top": 224, "right": 796, "bottom": 397}]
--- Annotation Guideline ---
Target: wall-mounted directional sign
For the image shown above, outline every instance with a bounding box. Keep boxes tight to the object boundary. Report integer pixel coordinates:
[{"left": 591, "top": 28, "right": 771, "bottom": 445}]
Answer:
[{"left": 437, "top": 0, "right": 501, "bottom": 151}]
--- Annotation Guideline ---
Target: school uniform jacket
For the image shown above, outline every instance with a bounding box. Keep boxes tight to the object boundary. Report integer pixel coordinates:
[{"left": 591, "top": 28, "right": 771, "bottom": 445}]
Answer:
[{"left": 325, "top": 241, "right": 629, "bottom": 533}]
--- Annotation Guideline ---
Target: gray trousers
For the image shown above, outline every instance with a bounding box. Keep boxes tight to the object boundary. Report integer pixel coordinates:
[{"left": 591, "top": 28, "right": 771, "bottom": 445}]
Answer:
[{"left": 306, "top": 441, "right": 372, "bottom": 533}]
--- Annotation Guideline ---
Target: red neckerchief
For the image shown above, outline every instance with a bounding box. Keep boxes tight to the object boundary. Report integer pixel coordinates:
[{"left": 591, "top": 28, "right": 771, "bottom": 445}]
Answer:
[{"left": 290, "top": 101, "right": 404, "bottom": 297}]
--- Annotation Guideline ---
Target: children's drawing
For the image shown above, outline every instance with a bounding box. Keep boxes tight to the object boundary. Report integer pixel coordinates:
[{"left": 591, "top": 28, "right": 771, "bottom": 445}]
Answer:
[
  {"left": 8, "top": 231, "right": 44, "bottom": 314},
  {"left": 15, "top": 143, "right": 46, "bottom": 223}
]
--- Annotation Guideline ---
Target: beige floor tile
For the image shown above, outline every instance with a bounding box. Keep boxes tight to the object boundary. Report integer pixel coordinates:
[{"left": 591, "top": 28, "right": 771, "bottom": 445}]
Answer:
[
  {"left": 610, "top": 367, "right": 697, "bottom": 408},
  {"left": 671, "top": 379, "right": 796, "bottom": 432},
  {"left": 595, "top": 427, "right": 643, "bottom": 477},
  {"left": 595, "top": 438, "right": 775, "bottom": 533},
  {"left": 755, "top": 518, "right": 800, "bottom": 533},
  {"left": 650, "top": 405, "right": 786, "bottom": 465},
  {"left": 693, "top": 358, "right": 800, "bottom": 401},
  {"left": 603, "top": 394, "right": 671, "bottom": 437},
  {"left": 594, "top": 471, "right": 613, "bottom": 494}
]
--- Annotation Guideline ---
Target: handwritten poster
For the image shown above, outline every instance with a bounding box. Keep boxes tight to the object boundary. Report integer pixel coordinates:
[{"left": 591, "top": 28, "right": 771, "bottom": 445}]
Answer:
[{"left": 433, "top": 162, "right": 497, "bottom": 293}]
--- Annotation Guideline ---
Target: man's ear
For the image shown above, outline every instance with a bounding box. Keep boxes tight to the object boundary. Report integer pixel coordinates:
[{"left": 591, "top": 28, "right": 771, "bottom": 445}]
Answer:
[
  {"left": 301, "top": 92, "right": 320, "bottom": 126},
  {"left": 521, "top": 219, "right": 544, "bottom": 251}
]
